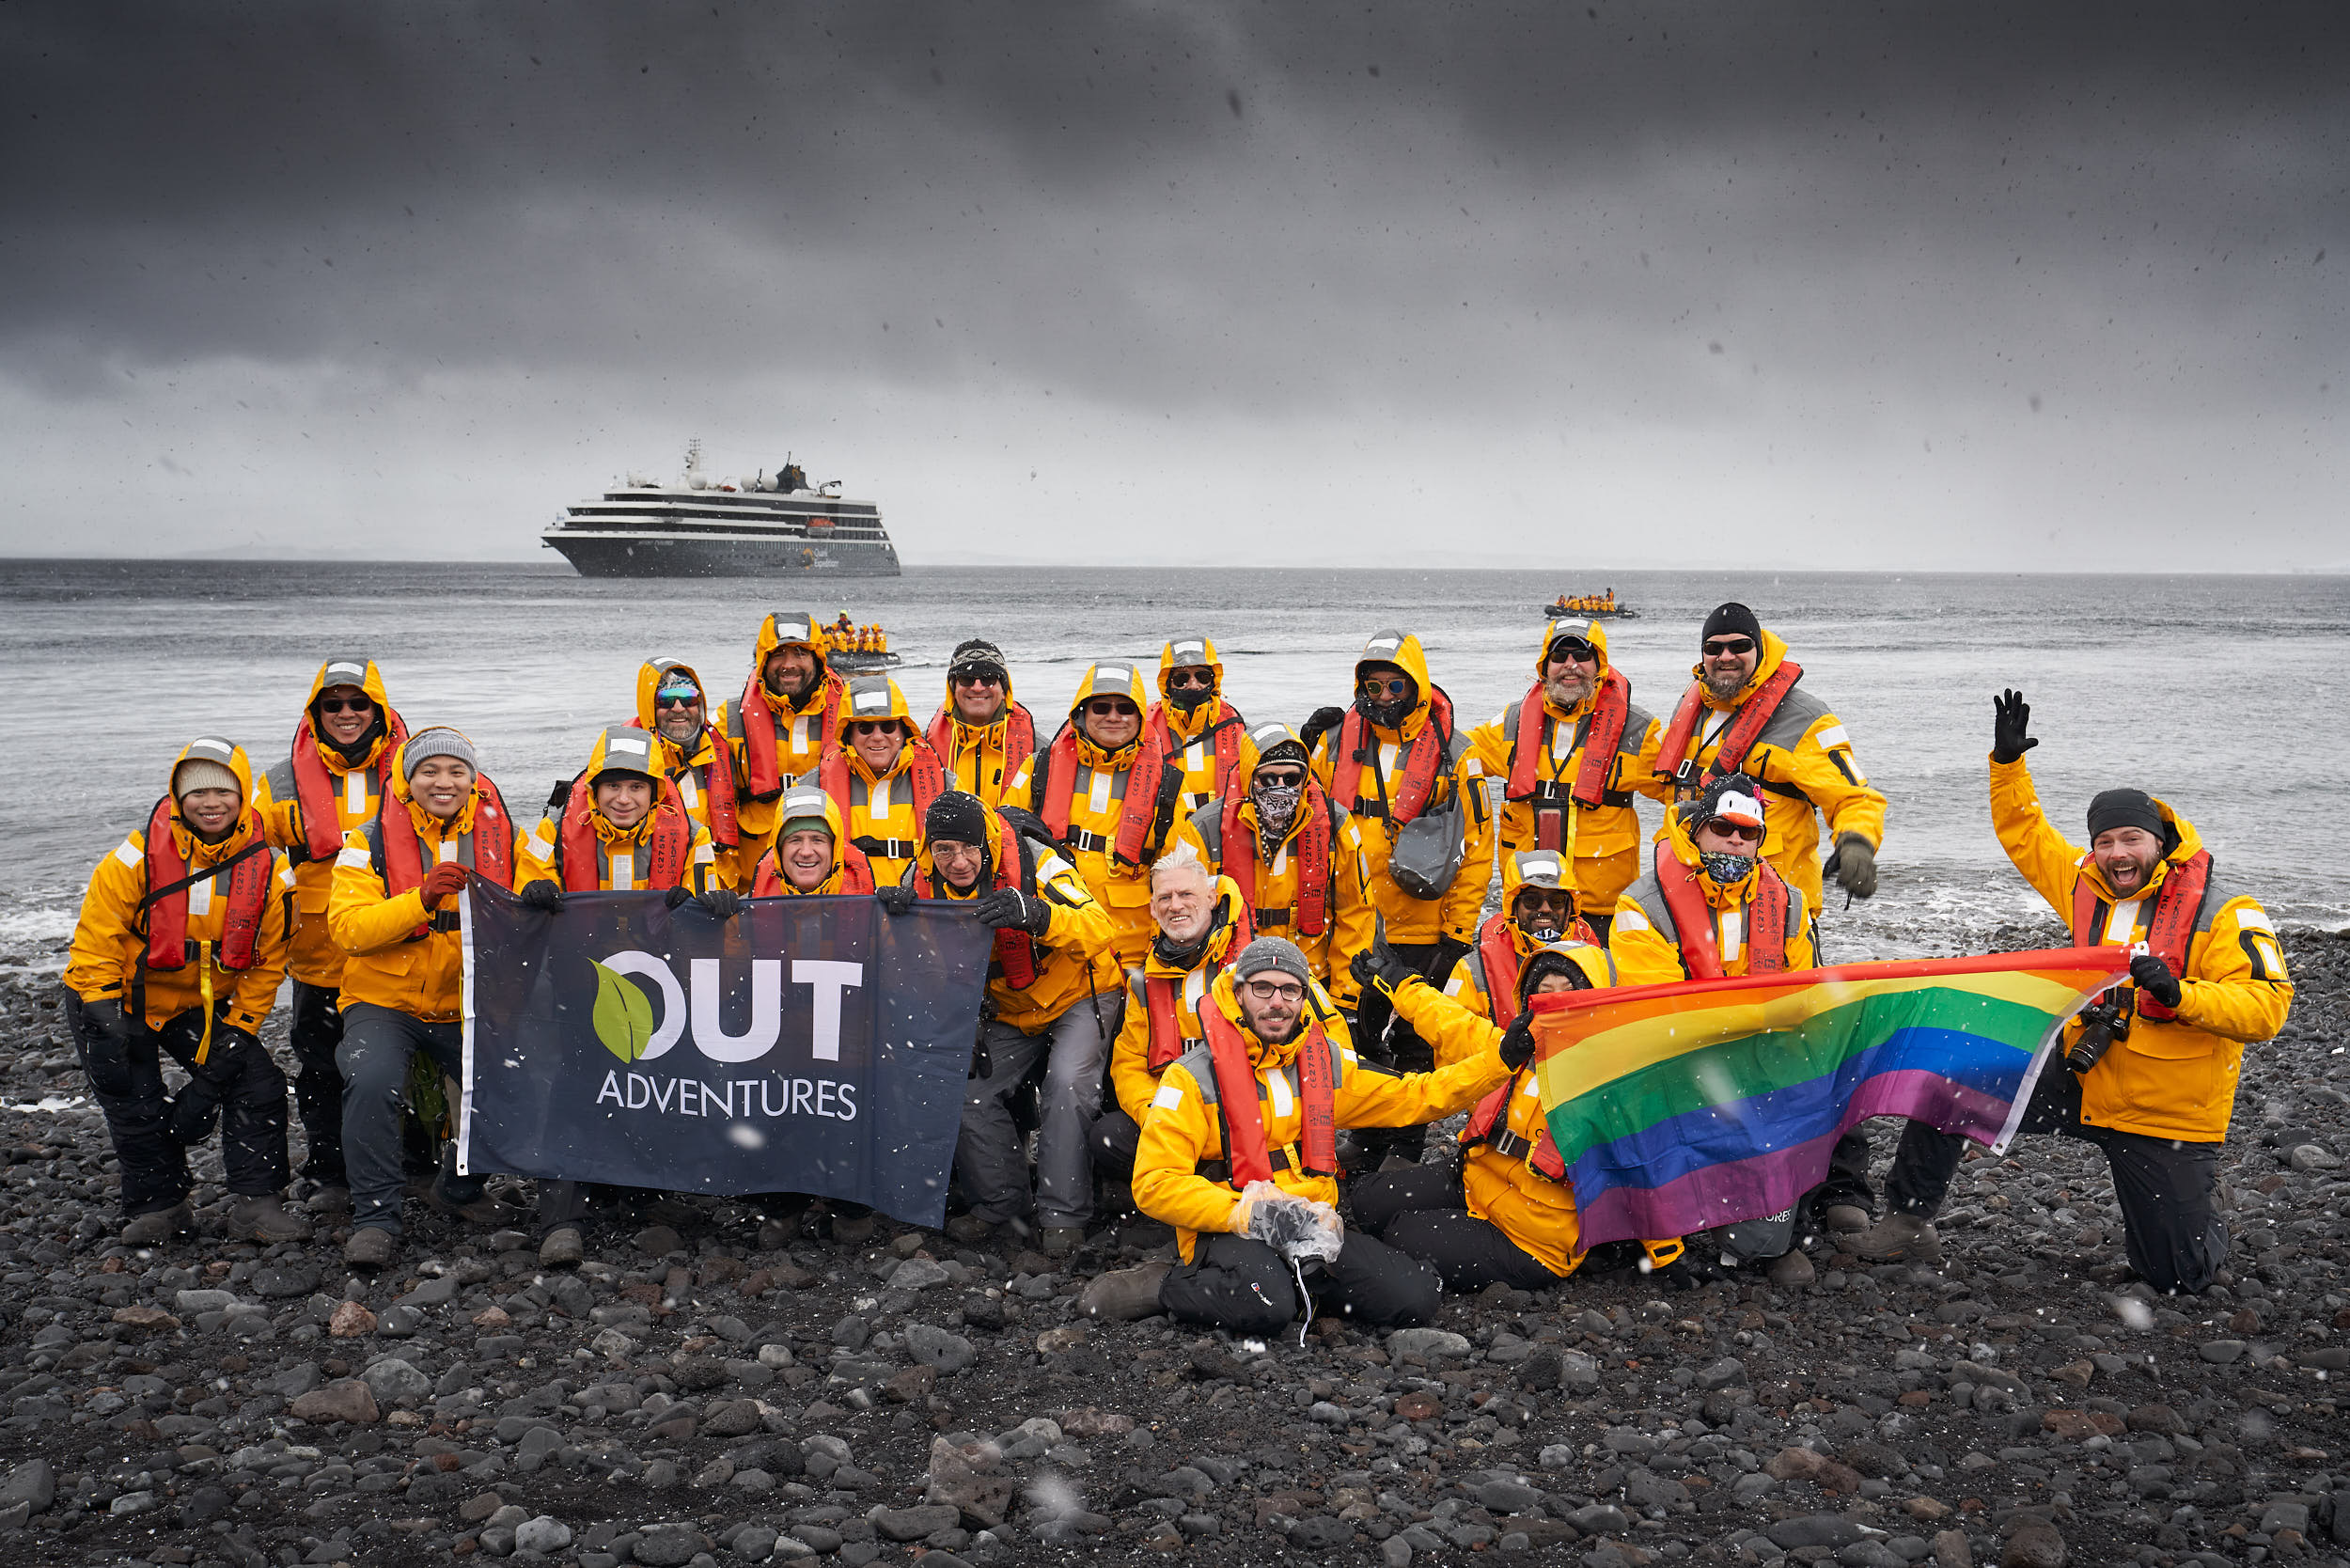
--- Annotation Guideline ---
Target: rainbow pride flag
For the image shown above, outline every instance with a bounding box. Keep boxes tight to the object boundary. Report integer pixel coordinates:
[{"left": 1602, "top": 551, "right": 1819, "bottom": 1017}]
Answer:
[{"left": 1531, "top": 949, "right": 2126, "bottom": 1249}]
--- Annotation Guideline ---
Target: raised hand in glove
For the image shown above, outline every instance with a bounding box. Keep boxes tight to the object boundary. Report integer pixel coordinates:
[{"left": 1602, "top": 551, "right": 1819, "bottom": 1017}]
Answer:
[
  {"left": 1298, "top": 705, "right": 1348, "bottom": 755},
  {"left": 519, "top": 879, "right": 566, "bottom": 914},
  {"left": 875, "top": 883, "right": 916, "bottom": 917},
  {"left": 1349, "top": 934, "right": 1417, "bottom": 1000},
  {"left": 697, "top": 887, "right": 743, "bottom": 918},
  {"left": 418, "top": 861, "right": 470, "bottom": 910},
  {"left": 665, "top": 885, "right": 694, "bottom": 909},
  {"left": 1832, "top": 835, "right": 1879, "bottom": 899},
  {"left": 972, "top": 886, "right": 1052, "bottom": 935},
  {"left": 1992, "top": 688, "right": 2038, "bottom": 764},
  {"left": 1499, "top": 1011, "right": 1539, "bottom": 1071},
  {"left": 75, "top": 996, "right": 133, "bottom": 1098},
  {"left": 2129, "top": 950, "right": 2184, "bottom": 1010}
]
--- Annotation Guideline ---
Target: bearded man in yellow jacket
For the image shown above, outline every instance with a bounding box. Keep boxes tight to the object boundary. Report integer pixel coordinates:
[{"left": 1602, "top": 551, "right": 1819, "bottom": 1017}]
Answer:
[
  {"left": 67, "top": 737, "right": 307, "bottom": 1246},
  {"left": 1081, "top": 938, "right": 1512, "bottom": 1329},
  {"left": 634, "top": 658, "right": 744, "bottom": 890},
  {"left": 1848, "top": 692, "right": 2292, "bottom": 1294},
  {"left": 253, "top": 655, "right": 408, "bottom": 1209},
  {"left": 728, "top": 611, "right": 844, "bottom": 858}
]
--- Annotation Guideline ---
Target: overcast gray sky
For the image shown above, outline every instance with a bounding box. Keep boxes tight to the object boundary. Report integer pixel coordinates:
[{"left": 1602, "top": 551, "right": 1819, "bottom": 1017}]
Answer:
[{"left": 4, "top": 2, "right": 2344, "bottom": 570}]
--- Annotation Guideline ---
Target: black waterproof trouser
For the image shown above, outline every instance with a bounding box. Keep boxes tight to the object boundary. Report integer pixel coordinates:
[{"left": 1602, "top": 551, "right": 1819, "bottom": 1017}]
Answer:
[
  {"left": 338, "top": 1002, "right": 462, "bottom": 1235},
  {"left": 1087, "top": 1107, "right": 1142, "bottom": 1183},
  {"left": 1160, "top": 1231, "right": 1440, "bottom": 1336},
  {"left": 70, "top": 995, "right": 290, "bottom": 1215},
  {"left": 288, "top": 980, "right": 348, "bottom": 1185},
  {"left": 1348, "top": 940, "right": 1447, "bottom": 1167},
  {"left": 1872, "top": 1071, "right": 2229, "bottom": 1294},
  {"left": 1351, "top": 1163, "right": 1562, "bottom": 1294}
]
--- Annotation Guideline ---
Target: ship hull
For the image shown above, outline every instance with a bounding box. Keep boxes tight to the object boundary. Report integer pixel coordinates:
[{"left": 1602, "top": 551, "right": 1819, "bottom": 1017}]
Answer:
[{"left": 547, "top": 535, "right": 901, "bottom": 579}]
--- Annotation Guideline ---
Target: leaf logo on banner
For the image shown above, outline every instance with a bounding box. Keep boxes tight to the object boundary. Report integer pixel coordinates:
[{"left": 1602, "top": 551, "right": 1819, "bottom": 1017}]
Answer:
[{"left": 591, "top": 962, "right": 656, "bottom": 1062}]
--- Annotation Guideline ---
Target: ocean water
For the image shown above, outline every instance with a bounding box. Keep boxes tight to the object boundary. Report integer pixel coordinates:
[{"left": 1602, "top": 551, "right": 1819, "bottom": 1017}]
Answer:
[{"left": 4, "top": 561, "right": 2345, "bottom": 965}]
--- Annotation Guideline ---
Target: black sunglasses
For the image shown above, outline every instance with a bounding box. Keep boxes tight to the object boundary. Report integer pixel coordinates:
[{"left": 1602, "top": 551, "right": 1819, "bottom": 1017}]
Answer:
[{"left": 317, "top": 698, "right": 372, "bottom": 714}]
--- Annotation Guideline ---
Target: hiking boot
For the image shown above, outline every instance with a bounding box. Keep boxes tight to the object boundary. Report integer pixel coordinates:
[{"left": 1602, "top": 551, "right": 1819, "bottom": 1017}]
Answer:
[
  {"left": 1849, "top": 1212, "right": 1942, "bottom": 1262},
  {"left": 344, "top": 1226, "right": 398, "bottom": 1270},
  {"left": 830, "top": 1211, "right": 878, "bottom": 1247},
  {"left": 1040, "top": 1226, "right": 1087, "bottom": 1258},
  {"left": 119, "top": 1201, "right": 194, "bottom": 1247},
  {"left": 1764, "top": 1248, "right": 1816, "bottom": 1288},
  {"left": 539, "top": 1227, "right": 585, "bottom": 1268},
  {"left": 943, "top": 1214, "right": 996, "bottom": 1247},
  {"left": 1820, "top": 1203, "right": 1871, "bottom": 1235},
  {"left": 427, "top": 1183, "right": 523, "bottom": 1228},
  {"left": 302, "top": 1183, "right": 352, "bottom": 1215},
  {"left": 227, "top": 1195, "right": 314, "bottom": 1244},
  {"left": 1080, "top": 1261, "right": 1171, "bottom": 1321}
]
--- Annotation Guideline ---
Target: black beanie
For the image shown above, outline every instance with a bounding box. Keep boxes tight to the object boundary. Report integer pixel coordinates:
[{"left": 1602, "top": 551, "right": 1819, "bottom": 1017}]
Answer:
[
  {"left": 925, "top": 790, "right": 991, "bottom": 847},
  {"left": 1700, "top": 602, "right": 1762, "bottom": 648},
  {"left": 2086, "top": 789, "right": 2165, "bottom": 842}
]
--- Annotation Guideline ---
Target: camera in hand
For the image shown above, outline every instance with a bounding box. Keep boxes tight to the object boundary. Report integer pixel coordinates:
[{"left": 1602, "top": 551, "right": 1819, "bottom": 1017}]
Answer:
[{"left": 2066, "top": 996, "right": 2131, "bottom": 1074}]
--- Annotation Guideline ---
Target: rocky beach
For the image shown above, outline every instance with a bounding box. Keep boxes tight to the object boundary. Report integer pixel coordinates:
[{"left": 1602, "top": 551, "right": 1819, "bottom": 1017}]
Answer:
[{"left": 0, "top": 924, "right": 2342, "bottom": 1568}]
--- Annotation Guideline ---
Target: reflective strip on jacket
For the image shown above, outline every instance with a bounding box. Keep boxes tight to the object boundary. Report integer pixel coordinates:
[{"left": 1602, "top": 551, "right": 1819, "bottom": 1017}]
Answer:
[{"left": 67, "top": 820, "right": 295, "bottom": 1032}]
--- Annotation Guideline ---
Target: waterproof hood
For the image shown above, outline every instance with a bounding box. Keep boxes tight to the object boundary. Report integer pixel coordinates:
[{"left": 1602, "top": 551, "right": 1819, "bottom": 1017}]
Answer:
[
  {"left": 1067, "top": 660, "right": 1152, "bottom": 721},
  {"left": 1534, "top": 617, "right": 1613, "bottom": 679},
  {"left": 1517, "top": 939, "right": 1612, "bottom": 1002},
  {"left": 751, "top": 610, "right": 830, "bottom": 689},
  {"left": 835, "top": 674, "right": 916, "bottom": 742},
  {"left": 1157, "top": 633, "right": 1226, "bottom": 704},
  {"left": 582, "top": 726, "right": 663, "bottom": 789},
  {"left": 768, "top": 784, "right": 860, "bottom": 892},
  {"left": 634, "top": 657, "right": 711, "bottom": 734},
  {"left": 1231, "top": 720, "right": 1309, "bottom": 797},
  {"left": 166, "top": 735, "right": 260, "bottom": 848},
  {"left": 2077, "top": 793, "right": 2203, "bottom": 903},
  {"left": 304, "top": 654, "right": 401, "bottom": 770},
  {"left": 1353, "top": 628, "right": 1435, "bottom": 737}
]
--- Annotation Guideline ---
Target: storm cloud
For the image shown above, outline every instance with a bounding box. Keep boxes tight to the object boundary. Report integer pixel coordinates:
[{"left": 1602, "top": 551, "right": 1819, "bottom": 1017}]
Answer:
[{"left": 4, "top": 2, "right": 2345, "bottom": 567}]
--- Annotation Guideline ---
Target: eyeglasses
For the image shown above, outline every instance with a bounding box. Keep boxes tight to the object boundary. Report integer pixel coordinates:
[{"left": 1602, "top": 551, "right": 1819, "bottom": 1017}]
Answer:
[
  {"left": 1083, "top": 699, "right": 1138, "bottom": 718},
  {"left": 1166, "top": 669, "right": 1214, "bottom": 690},
  {"left": 1704, "top": 820, "right": 1764, "bottom": 844},
  {"left": 849, "top": 720, "right": 900, "bottom": 737},
  {"left": 1701, "top": 637, "right": 1756, "bottom": 658},
  {"left": 1253, "top": 768, "right": 1307, "bottom": 789},
  {"left": 654, "top": 693, "right": 699, "bottom": 709},
  {"left": 950, "top": 670, "right": 1004, "bottom": 687},
  {"left": 317, "top": 698, "right": 372, "bottom": 714},
  {"left": 1243, "top": 979, "right": 1305, "bottom": 1003},
  {"left": 1358, "top": 677, "right": 1410, "bottom": 699}
]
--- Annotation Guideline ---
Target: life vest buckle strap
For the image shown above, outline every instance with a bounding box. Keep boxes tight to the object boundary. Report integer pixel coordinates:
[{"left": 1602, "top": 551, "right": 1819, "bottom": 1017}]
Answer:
[{"left": 1065, "top": 827, "right": 1112, "bottom": 854}]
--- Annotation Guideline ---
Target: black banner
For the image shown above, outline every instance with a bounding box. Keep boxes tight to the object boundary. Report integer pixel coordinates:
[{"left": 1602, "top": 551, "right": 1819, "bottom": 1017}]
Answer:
[{"left": 458, "top": 883, "right": 993, "bottom": 1228}]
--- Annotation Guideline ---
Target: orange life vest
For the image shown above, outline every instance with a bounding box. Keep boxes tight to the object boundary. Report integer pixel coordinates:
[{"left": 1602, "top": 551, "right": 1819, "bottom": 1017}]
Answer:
[
  {"left": 1331, "top": 687, "right": 1455, "bottom": 825},
  {"left": 1653, "top": 855, "right": 1789, "bottom": 980},
  {"left": 916, "top": 810, "right": 1037, "bottom": 989},
  {"left": 556, "top": 776, "right": 692, "bottom": 893},
  {"left": 377, "top": 779, "right": 516, "bottom": 939},
  {"left": 1031, "top": 724, "right": 1170, "bottom": 868},
  {"left": 1149, "top": 703, "right": 1243, "bottom": 794},
  {"left": 1654, "top": 660, "right": 1804, "bottom": 795},
  {"left": 1460, "top": 1067, "right": 1567, "bottom": 1183},
  {"left": 2070, "top": 849, "right": 2211, "bottom": 1023},
  {"left": 1215, "top": 778, "right": 1332, "bottom": 937},
  {"left": 1198, "top": 1000, "right": 1338, "bottom": 1187},
  {"left": 628, "top": 716, "right": 740, "bottom": 853},
  {"left": 750, "top": 843, "right": 876, "bottom": 897},
  {"left": 288, "top": 708, "right": 408, "bottom": 863},
  {"left": 1504, "top": 667, "right": 1631, "bottom": 851},
  {"left": 925, "top": 703, "right": 1036, "bottom": 791},
  {"left": 139, "top": 798, "right": 273, "bottom": 976},
  {"left": 818, "top": 741, "right": 945, "bottom": 861},
  {"left": 734, "top": 674, "right": 843, "bottom": 800}
]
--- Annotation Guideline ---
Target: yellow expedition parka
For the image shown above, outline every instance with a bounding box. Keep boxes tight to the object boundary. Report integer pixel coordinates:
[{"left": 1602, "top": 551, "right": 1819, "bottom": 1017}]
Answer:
[
  {"left": 749, "top": 787, "right": 872, "bottom": 896},
  {"left": 1308, "top": 631, "right": 1496, "bottom": 1006},
  {"left": 907, "top": 807, "right": 1121, "bottom": 1036},
  {"left": 1391, "top": 942, "right": 1616, "bottom": 1277},
  {"left": 1656, "top": 627, "right": 1886, "bottom": 915},
  {"left": 1467, "top": 618, "right": 1667, "bottom": 918},
  {"left": 253, "top": 656, "right": 405, "bottom": 989},
  {"left": 728, "top": 612, "right": 846, "bottom": 855},
  {"left": 68, "top": 739, "right": 295, "bottom": 1033},
  {"left": 521, "top": 728, "right": 718, "bottom": 895},
  {"left": 1171, "top": 721, "right": 1375, "bottom": 985},
  {"left": 926, "top": 674, "right": 1037, "bottom": 809},
  {"left": 821, "top": 676, "right": 945, "bottom": 889},
  {"left": 1440, "top": 851, "right": 1617, "bottom": 1022},
  {"left": 1132, "top": 969, "right": 1511, "bottom": 1262},
  {"left": 1007, "top": 661, "right": 1168, "bottom": 969},
  {"left": 1610, "top": 807, "right": 1817, "bottom": 986},
  {"left": 634, "top": 657, "right": 744, "bottom": 890},
  {"left": 1991, "top": 757, "right": 2290, "bottom": 1142},
  {"left": 1149, "top": 635, "right": 1257, "bottom": 819},
  {"left": 329, "top": 738, "right": 548, "bottom": 1022},
  {"left": 1107, "top": 874, "right": 1254, "bottom": 1127}
]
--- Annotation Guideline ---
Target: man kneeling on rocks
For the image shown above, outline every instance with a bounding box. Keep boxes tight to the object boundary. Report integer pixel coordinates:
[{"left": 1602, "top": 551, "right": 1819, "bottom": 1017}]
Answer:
[{"left": 1089, "top": 937, "right": 1512, "bottom": 1331}]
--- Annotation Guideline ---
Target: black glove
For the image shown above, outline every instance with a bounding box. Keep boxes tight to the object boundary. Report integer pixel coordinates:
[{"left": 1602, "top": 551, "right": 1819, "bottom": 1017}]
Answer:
[
  {"left": 1499, "top": 1011, "right": 1538, "bottom": 1071},
  {"left": 1991, "top": 688, "right": 2037, "bottom": 764},
  {"left": 665, "top": 885, "right": 694, "bottom": 909},
  {"left": 519, "top": 880, "right": 566, "bottom": 914},
  {"left": 875, "top": 883, "right": 916, "bottom": 917},
  {"left": 1349, "top": 937, "right": 1417, "bottom": 1001},
  {"left": 697, "top": 887, "right": 744, "bottom": 918},
  {"left": 1298, "top": 705, "right": 1348, "bottom": 756},
  {"left": 1832, "top": 835, "right": 1879, "bottom": 899},
  {"left": 76, "top": 996, "right": 133, "bottom": 1098},
  {"left": 2129, "top": 951, "right": 2183, "bottom": 1011},
  {"left": 972, "top": 886, "right": 1052, "bottom": 935}
]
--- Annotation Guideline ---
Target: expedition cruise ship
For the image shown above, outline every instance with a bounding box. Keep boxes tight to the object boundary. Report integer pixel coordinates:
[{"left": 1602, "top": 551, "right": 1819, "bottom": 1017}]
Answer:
[{"left": 541, "top": 442, "right": 901, "bottom": 578}]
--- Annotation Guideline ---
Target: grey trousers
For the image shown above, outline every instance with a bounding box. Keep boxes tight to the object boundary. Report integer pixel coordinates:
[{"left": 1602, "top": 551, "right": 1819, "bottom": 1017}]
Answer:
[
  {"left": 337, "top": 1002, "right": 462, "bottom": 1235},
  {"left": 955, "top": 996, "right": 1120, "bottom": 1229}
]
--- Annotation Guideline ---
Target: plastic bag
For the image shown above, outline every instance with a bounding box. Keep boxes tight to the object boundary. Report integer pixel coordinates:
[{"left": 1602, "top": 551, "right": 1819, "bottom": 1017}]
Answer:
[{"left": 1239, "top": 1180, "right": 1344, "bottom": 1264}]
